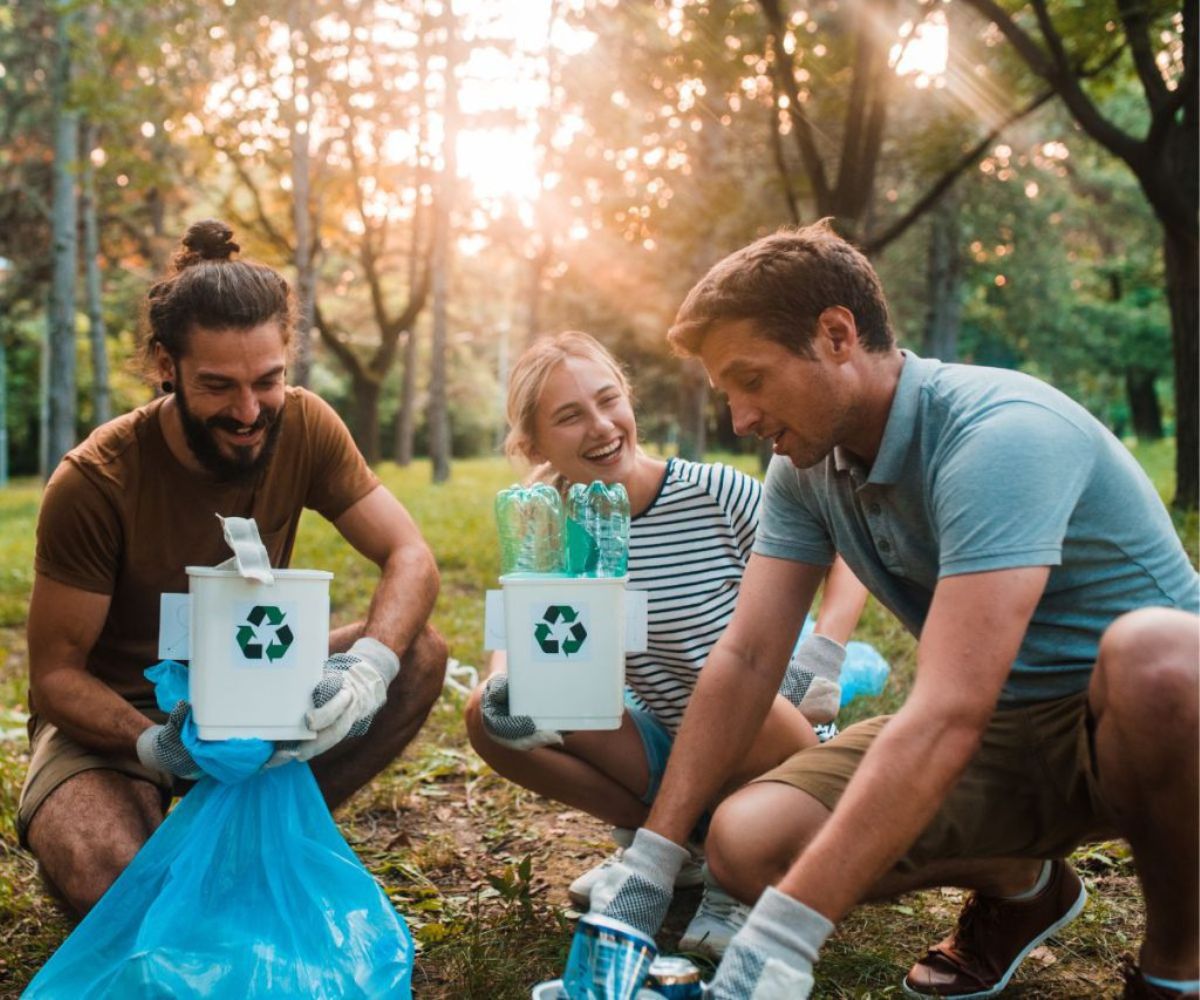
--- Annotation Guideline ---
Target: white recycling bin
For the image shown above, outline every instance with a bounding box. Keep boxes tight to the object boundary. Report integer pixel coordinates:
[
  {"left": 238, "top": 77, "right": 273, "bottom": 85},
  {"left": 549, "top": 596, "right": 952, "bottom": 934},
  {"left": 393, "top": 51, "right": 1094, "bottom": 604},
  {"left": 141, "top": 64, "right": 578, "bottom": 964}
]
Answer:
[
  {"left": 500, "top": 573, "right": 627, "bottom": 730},
  {"left": 186, "top": 566, "right": 333, "bottom": 740}
]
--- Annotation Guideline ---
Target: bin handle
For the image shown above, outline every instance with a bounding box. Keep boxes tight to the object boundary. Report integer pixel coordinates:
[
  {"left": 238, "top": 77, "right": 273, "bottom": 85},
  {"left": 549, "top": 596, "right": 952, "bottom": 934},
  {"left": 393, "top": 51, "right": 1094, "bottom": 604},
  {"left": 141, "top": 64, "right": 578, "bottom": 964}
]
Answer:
[{"left": 216, "top": 515, "right": 275, "bottom": 585}]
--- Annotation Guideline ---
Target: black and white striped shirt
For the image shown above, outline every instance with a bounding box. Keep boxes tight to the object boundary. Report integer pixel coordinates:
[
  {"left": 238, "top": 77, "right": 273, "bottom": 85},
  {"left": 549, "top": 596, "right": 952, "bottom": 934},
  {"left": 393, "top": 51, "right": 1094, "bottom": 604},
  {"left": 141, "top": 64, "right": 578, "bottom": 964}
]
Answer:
[{"left": 626, "top": 457, "right": 761, "bottom": 732}]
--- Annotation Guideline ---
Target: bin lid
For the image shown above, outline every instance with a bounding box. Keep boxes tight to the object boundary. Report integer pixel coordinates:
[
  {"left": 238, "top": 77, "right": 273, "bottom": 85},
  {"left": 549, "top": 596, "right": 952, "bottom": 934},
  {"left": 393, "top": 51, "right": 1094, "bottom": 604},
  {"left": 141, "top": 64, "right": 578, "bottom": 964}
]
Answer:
[{"left": 186, "top": 566, "right": 333, "bottom": 580}]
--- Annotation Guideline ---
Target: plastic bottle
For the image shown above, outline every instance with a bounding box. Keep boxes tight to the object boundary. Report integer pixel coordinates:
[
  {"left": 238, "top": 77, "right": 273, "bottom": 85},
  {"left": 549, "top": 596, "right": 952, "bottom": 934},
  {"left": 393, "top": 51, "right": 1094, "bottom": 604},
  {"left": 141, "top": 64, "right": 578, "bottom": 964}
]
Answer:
[
  {"left": 565, "top": 481, "right": 630, "bottom": 577},
  {"left": 495, "top": 483, "right": 565, "bottom": 575}
]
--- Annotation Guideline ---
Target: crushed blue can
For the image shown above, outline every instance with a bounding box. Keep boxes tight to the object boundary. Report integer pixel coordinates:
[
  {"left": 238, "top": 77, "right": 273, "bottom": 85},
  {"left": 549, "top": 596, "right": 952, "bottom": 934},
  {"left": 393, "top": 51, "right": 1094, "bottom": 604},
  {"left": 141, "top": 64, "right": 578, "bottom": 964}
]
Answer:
[
  {"left": 561, "top": 913, "right": 659, "bottom": 999},
  {"left": 531, "top": 980, "right": 661, "bottom": 999}
]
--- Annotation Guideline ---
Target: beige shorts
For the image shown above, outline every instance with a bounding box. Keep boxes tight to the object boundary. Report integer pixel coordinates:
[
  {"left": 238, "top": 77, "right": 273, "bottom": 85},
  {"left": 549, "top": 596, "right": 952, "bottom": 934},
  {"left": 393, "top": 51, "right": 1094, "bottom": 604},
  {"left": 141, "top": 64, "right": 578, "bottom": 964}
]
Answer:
[
  {"left": 754, "top": 690, "right": 1119, "bottom": 872},
  {"left": 17, "top": 699, "right": 183, "bottom": 847}
]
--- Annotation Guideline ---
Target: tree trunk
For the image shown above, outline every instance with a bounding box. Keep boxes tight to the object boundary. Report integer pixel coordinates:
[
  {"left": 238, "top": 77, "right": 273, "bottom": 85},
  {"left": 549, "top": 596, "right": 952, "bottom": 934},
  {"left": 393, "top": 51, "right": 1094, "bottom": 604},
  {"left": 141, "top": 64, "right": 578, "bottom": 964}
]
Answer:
[
  {"left": 427, "top": 9, "right": 460, "bottom": 484},
  {"left": 923, "top": 189, "right": 963, "bottom": 361},
  {"left": 81, "top": 120, "right": 109, "bottom": 427},
  {"left": 1124, "top": 367, "right": 1163, "bottom": 442},
  {"left": 288, "top": 0, "right": 315, "bottom": 388},
  {"left": 676, "top": 359, "right": 708, "bottom": 462},
  {"left": 1164, "top": 228, "right": 1198, "bottom": 510},
  {"left": 394, "top": 328, "right": 418, "bottom": 465},
  {"left": 47, "top": 2, "right": 79, "bottom": 476},
  {"left": 351, "top": 374, "right": 382, "bottom": 466}
]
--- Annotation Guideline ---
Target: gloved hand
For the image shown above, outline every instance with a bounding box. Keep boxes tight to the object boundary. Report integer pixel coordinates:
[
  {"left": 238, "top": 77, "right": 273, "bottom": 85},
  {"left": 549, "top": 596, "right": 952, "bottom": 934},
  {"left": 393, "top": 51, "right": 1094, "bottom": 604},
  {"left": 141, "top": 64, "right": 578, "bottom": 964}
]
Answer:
[
  {"left": 479, "top": 674, "right": 563, "bottom": 751},
  {"left": 587, "top": 827, "right": 690, "bottom": 938},
  {"left": 136, "top": 700, "right": 203, "bottom": 780},
  {"left": 269, "top": 636, "right": 399, "bottom": 766},
  {"left": 779, "top": 634, "right": 846, "bottom": 724},
  {"left": 704, "top": 886, "right": 833, "bottom": 999}
]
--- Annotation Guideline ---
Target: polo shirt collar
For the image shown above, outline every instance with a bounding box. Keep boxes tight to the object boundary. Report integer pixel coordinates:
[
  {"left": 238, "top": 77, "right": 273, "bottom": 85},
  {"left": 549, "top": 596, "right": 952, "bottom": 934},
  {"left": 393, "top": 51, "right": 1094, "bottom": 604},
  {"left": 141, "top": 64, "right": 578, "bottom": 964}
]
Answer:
[{"left": 861, "top": 349, "right": 933, "bottom": 486}]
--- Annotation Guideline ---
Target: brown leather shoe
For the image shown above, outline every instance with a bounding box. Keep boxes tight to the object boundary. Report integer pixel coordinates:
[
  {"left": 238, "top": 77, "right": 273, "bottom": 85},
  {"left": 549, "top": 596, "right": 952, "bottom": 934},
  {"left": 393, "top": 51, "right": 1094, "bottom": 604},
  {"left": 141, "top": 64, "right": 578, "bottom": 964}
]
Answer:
[
  {"left": 1121, "top": 956, "right": 1200, "bottom": 999},
  {"left": 901, "top": 860, "right": 1088, "bottom": 998}
]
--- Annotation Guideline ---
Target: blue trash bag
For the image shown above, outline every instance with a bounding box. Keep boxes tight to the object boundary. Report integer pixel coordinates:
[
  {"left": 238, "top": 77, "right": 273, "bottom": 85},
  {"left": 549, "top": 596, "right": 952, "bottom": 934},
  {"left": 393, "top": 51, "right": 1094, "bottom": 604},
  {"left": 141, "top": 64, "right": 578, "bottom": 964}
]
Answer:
[
  {"left": 23, "top": 661, "right": 414, "bottom": 999},
  {"left": 796, "top": 617, "right": 891, "bottom": 708}
]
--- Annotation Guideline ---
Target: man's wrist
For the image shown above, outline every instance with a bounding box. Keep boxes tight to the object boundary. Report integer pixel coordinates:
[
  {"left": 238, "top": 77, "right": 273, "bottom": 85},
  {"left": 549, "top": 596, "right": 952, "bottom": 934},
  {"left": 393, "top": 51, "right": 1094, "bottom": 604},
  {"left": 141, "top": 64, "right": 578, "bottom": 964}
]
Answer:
[
  {"left": 742, "top": 886, "right": 835, "bottom": 962},
  {"left": 348, "top": 636, "right": 400, "bottom": 684}
]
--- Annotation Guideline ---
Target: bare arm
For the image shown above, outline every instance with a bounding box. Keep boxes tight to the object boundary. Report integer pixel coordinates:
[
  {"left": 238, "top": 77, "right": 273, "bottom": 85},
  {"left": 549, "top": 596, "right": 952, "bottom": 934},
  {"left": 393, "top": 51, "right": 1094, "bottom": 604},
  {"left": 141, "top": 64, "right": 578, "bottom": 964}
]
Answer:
[
  {"left": 812, "top": 556, "right": 869, "bottom": 645},
  {"left": 646, "top": 554, "right": 827, "bottom": 844},
  {"left": 27, "top": 574, "right": 154, "bottom": 754},
  {"left": 328, "top": 484, "right": 439, "bottom": 659},
  {"left": 776, "top": 566, "right": 1050, "bottom": 921}
]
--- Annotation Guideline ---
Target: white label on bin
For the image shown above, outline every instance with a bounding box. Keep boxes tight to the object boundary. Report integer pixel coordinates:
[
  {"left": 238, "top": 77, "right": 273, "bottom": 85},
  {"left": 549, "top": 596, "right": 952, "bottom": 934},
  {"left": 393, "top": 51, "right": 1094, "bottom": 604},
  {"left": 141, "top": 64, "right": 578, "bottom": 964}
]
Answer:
[
  {"left": 159, "top": 593, "right": 191, "bottom": 660},
  {"left": 230, "top": 601, "right": 300, "bottom": 667},
  {"left": 528, "top": 599, "right": 594, "bottom": 663}
]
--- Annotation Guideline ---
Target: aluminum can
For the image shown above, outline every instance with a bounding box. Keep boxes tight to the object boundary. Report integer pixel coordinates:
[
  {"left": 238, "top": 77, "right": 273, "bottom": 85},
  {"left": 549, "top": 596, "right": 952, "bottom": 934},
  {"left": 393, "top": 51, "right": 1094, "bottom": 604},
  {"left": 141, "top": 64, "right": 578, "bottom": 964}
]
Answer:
[
  {"left": 561, "top": 913, "right": 659, "bottom": 999},
  {"left": 646, "top": 955, "right": 703, "bottom": 999}
]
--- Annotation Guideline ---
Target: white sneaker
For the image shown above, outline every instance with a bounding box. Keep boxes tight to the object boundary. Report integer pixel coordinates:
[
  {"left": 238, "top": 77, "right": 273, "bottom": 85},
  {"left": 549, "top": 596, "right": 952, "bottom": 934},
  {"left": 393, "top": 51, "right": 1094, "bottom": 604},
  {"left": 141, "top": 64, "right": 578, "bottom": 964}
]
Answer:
[
  {"left": 677, "top": 870, "right": 751, "bottom": 960},
  {"left": 567, "top": 828, "right": 705, "bottom": 909}
]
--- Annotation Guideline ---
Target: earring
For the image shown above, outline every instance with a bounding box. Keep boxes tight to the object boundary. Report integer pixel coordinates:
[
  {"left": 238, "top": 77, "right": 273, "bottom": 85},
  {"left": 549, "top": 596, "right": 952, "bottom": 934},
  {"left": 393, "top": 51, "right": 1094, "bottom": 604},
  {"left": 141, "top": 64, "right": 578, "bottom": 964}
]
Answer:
[{"left": 162, "top": 380, "right": 174, "bottom": 394}]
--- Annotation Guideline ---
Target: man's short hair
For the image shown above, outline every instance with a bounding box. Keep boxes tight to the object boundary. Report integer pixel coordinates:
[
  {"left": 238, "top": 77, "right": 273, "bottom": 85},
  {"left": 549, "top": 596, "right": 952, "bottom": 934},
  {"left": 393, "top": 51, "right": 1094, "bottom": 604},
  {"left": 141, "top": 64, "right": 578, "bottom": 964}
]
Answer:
[{"left": 667, "top": 219, "right": 896, "bottom": 358}]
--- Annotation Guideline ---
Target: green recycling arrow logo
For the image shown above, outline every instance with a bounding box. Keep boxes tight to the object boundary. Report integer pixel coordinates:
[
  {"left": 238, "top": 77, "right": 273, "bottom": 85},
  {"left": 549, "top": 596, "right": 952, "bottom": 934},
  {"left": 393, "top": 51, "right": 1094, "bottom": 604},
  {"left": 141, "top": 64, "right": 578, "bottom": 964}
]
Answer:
[
  {"left": 533, "top": 604, "right": 587, "bottom": 657},
  {"left": 236, "top": 605, "right": 294, "bottom": 662}
]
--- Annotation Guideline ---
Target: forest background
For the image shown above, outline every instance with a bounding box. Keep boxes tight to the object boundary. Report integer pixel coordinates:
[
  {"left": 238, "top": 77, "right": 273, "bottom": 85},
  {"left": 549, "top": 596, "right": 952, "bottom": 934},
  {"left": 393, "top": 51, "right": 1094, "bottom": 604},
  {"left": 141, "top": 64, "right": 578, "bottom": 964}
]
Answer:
[{"left": 0, "top": 0, "right": 1196, "bottom": 996}]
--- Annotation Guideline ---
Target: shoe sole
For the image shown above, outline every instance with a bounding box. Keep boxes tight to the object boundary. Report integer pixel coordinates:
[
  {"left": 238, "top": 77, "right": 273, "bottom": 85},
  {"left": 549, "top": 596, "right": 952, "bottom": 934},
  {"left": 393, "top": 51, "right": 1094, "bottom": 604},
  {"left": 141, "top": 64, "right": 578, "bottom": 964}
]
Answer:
[{"left": 900, "top": 881, "right": 1088, "bottom": 1000}]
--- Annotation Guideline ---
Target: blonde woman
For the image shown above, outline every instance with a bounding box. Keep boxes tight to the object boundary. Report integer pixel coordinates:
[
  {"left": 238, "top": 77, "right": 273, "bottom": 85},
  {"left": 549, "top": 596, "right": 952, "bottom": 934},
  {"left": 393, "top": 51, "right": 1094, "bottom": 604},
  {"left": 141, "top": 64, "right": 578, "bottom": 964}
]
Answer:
[{"left": 465, "top": 331, "right": 867, "bottom": 957}]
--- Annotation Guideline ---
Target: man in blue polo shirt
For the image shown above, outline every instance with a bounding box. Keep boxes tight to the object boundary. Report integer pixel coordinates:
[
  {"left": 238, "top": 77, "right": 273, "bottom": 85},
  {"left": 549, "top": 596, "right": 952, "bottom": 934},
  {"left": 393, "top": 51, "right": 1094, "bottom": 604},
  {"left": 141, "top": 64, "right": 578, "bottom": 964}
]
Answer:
[{"left": 572, "top": 221, "right": 1199, "bottom": 1000}]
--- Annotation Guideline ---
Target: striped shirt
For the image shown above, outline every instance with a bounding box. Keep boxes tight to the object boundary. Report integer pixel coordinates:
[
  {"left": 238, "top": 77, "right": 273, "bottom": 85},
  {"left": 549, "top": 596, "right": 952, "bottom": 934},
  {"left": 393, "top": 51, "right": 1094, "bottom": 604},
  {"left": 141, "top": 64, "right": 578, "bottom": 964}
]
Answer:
[{"left": 626, "top": 457, "right": 761, "bottom": 732}]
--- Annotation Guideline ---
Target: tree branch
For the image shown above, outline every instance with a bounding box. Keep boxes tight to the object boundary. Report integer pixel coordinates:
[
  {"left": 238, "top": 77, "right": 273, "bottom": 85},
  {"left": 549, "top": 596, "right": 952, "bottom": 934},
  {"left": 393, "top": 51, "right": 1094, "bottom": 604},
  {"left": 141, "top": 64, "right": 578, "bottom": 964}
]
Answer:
[
  {"left": 205, "top": 133, "right": 294, "bottom": 256},
  {"left": 767, "top": 101, "right": 801, "bottom": 224},
  {"left": 961, "top": 0, "right": 1143, "bottom": 165},
  {"left": 758, "top": 0, "right": 831, "bottom": 210},
  {"left": 864, "top": 87, "right": 1055, "bottom": 254},
  {"left": 1115, "top": 0, "right": 1171, "bottom": 111},
  {"left": 313, "top": 300, "right": 365, "bottom": 379}
]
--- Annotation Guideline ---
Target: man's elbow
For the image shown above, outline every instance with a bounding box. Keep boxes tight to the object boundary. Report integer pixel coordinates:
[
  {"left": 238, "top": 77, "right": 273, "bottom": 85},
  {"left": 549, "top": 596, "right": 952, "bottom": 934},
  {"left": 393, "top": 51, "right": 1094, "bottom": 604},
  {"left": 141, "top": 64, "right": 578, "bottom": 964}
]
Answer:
[{"left": 389, "top": 540, "right": 440, "bottom": 600}]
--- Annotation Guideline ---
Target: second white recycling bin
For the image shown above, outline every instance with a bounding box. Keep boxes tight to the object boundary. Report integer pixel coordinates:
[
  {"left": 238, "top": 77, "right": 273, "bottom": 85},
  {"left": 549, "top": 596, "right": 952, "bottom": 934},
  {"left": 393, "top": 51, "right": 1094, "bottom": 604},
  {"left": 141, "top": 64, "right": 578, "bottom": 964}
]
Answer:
[
  {"left": 501, "top": 573, "right": 627, "bottom": 731},
  {"left": 187, "top": 566, "right": 333, "bottom": 740}
]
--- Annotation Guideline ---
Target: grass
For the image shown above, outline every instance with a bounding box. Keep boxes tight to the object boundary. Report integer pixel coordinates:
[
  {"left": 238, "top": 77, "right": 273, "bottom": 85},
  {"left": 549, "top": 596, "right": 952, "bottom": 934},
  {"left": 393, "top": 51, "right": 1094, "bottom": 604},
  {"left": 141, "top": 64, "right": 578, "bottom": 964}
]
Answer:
[{"left": 0, "top": 441, "right": 1193, "bottom": 998}]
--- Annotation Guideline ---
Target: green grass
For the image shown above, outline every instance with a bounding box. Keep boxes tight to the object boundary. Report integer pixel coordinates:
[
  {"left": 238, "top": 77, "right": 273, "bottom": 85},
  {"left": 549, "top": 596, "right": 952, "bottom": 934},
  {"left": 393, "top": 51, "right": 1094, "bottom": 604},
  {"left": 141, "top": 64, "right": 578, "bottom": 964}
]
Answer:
[{"left": 0, "top": 444, "right": 1194, "bottom": 997}]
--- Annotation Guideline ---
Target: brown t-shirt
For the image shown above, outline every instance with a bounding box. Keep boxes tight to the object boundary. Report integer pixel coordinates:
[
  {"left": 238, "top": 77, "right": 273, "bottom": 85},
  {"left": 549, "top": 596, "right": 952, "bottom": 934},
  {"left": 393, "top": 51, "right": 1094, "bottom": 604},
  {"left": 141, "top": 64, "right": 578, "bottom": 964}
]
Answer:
[{"left": 34, "top": 387, "right": 380, "bottom": 702}]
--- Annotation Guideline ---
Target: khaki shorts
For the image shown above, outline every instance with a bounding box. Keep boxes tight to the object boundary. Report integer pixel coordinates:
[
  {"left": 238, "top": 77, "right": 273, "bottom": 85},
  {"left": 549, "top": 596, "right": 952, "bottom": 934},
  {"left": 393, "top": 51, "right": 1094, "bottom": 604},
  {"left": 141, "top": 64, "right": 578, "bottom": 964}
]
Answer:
[
  {"left": 754, "top": 690, "right": 1119, "bottom": 872},
  {"left": 17, "top": 699, "right": 183, "bottom": 848}
]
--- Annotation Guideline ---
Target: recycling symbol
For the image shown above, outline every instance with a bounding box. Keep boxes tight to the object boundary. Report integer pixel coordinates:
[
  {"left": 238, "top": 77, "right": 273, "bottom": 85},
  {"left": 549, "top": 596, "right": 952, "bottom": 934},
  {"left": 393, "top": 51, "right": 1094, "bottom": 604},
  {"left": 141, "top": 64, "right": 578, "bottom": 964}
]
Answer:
[
  {"left": 236, "top": 605, "right": 294, "bottom": 663},
  {"left": 533, "top": 605, "right": 588, "bottom": 656}
]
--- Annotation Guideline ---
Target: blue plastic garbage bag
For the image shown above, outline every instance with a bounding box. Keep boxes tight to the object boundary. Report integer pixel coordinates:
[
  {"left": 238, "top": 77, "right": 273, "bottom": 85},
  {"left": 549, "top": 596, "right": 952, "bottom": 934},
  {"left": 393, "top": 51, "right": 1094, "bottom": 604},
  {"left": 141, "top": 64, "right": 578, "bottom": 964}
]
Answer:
[
  {"left": 23, "top": 662, "right": 414, "bottom": 999},
  {"left": 796, "top": 617, "right": 891, "bottom": 708}
]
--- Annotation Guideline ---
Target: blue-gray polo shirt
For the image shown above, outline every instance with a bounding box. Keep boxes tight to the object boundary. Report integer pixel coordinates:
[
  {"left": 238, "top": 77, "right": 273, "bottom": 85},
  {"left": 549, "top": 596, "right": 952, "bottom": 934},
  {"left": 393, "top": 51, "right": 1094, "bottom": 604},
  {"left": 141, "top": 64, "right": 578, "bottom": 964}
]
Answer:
[{"left": 755, "top": 351, "right": 1199, "bottom": 705}]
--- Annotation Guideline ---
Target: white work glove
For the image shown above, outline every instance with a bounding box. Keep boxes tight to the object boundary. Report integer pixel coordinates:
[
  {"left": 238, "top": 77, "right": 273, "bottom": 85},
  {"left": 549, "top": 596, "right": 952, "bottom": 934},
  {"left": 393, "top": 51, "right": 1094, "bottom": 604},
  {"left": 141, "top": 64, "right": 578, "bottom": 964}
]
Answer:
[
  {"left": 269, "top": 637, "right": 399, "bottom": 766},
  {"left": 136, "top": 701, "right": 203, "bottom": 780},
  {"left": 587, "top": 827, "right": 689, "bottom": 938},
  {"left": 704, "top": 886, "right": 833, "bottom": 999},
  {"left": 479, "top": 674, "right": 564, "bottom": 751},
  {"left": 779, "top": 634, "right": 846, "bottom": 724}
]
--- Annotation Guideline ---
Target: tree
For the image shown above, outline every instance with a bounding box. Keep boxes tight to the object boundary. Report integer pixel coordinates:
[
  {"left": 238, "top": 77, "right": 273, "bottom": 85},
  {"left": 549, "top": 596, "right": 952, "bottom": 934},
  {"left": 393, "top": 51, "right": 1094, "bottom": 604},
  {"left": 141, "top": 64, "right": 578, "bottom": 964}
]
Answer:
[
  {"left": 961, "top": 0, "right": 1196, "bottom": 507},
  {"left": 46, "top": 0, "right": 80, "bottom": 475}
]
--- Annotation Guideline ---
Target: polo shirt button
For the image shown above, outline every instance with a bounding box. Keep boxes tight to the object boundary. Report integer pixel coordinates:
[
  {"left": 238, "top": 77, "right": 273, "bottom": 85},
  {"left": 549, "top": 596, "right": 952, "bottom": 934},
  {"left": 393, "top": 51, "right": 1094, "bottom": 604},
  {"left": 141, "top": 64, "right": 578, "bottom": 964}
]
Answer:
[
  {"left": 869, "top": 503, "right": 882, "bottom": 515},
  {"left": 878, "top": 538, "right": 891, "bottom": 552}
]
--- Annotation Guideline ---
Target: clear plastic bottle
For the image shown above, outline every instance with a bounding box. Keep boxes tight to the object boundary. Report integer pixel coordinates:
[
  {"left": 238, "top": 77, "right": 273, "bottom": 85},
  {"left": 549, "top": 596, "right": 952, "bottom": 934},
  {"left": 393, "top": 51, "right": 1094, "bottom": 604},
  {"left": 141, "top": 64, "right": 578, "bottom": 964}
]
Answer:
[
  {"left": 566, "top": 481, "right": 630, "bottom": 577},
  {"left": 495, "top": 483, "right": 566, "bottom": 575}
]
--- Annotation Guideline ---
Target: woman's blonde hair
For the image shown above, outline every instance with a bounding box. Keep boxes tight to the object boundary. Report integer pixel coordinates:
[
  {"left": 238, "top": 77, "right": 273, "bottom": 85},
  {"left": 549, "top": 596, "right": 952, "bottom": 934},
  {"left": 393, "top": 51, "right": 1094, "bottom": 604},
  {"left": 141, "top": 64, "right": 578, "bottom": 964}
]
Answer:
[{"left": 504, "top": 331, "right": 634, "bottom": 474}]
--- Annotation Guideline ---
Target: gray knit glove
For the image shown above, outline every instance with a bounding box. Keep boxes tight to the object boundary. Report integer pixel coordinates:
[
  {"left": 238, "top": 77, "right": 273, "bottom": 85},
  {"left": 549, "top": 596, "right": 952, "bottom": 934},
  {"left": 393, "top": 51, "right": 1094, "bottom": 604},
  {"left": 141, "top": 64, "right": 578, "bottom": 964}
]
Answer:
[
  {"left": 779, "top": 634, "right": 845, "bottom": 724},
  {"left": 704, "top": 886, "right": 833, "bottom": 998},
  {"left": 480, "top": 674, "right": 563, "bottom": 751},
  {"left": 136, "top": 701, "right": 202, "bottom": 780},
  {"left": 589, "top": 827, "right": 690, "bottom": 938}
]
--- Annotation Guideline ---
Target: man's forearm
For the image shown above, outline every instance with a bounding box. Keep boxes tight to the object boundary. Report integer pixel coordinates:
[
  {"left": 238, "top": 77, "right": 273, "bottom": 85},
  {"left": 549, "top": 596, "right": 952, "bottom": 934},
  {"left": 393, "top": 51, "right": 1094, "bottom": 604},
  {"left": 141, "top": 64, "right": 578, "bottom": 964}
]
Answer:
[
  {"left": 351, "top": 543, "right": 439, "bottom": 659},
  {"left": 34, "top": 668, "right": 156, "bottom": 756},
  {"left": 646, "top": 648, "right": 780, "bottom": 844},
  {"left": 776, "top": 701, "right": 984, "bottom": 921}
]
